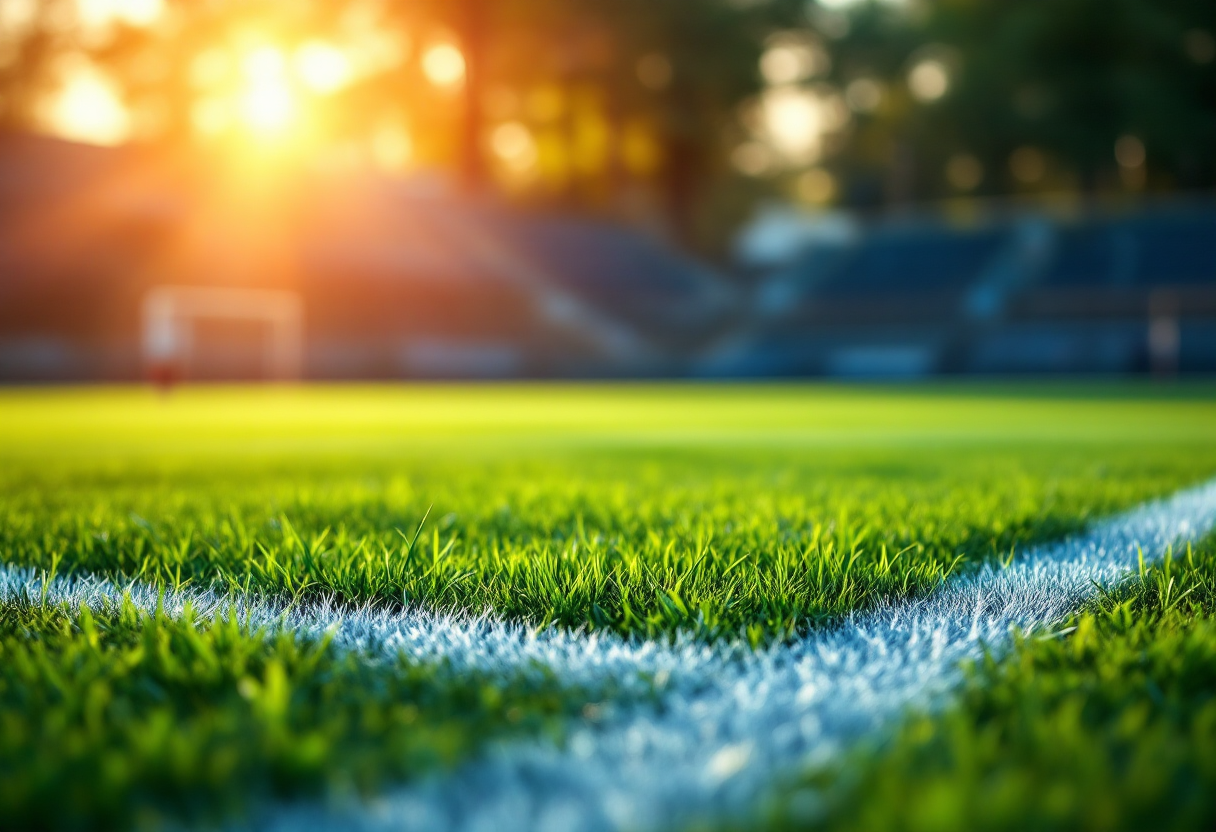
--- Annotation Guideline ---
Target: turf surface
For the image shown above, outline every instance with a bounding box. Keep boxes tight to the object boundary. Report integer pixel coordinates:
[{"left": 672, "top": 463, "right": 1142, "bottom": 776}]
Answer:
[
  {"left": 1, "top": 383, "right": 1214, "bottom": 831},
  {"left": 0, "top": 596, "right": 586, "bottom": 832}
]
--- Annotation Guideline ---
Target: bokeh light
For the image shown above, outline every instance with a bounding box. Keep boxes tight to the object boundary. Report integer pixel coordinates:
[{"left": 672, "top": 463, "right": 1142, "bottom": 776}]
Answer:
[
  {"left": 76, "top": 0, "right": 163, "bottom": 29},
  {"left": 422, "top": 44, "right": 466, "bottom": 88},
  {"left": 945, "top": 154, "right": 983, "bottom": 191},
  {"left": 370, "top": 123, "right": 412, "bottom": 170},
  {"left": 636, "top": 53, "right": 673, "bottom": 91},
  {"left": 1115, "top": 135, "right": 1146, "bottom": 169},
  {"left": 760, "top": 42, "right": 821, "bottom": 86},
  {"left": 907, "top": 59, "right": 949, "bottom": 102},
  {"left": 295, "top": 42, "right": 354, "bottom": 95},
  {"left": 190, "top": 97, "right": 229, "bottom": 136},
  {"left": 39, "top": 61, "right": 130, "bottom": 146},
  {"left": 731, "top": 142, "right": 772, "bottom": 177},
  {"left": 1115, "top": 135, "right": 1147, "bottom": 189},
  {"left": 757, "top": 87, "right": 824, "bottom": 165},
  {"left": 1009, "top": 146, "right": 1046, "bottom": 184},
  {"left": 796, "top": 168, "right": 836, "bottom": 204},
  {"left": 844, "top": 78, "right": 883, "bottom": 113},
  {"left": 1183, "top": 29, "right": 1215, "bottom": 64},
  {"left": 491, "top": 121, "right": 538, "bottom": 173}
]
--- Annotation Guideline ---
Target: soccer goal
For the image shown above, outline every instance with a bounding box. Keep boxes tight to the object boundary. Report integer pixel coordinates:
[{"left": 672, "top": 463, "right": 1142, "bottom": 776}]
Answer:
[{"left": 141, "top": 286, "right": 304, "bottom": 382}]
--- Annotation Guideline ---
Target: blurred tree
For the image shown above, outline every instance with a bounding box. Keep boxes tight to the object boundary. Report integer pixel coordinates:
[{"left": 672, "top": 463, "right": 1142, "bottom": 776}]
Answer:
[
  {"left": 5, "top": 0, "right": 1207, "bottom": 248},
  {"left": 0, "top": 0, "right": 786, "bottom": 250},
  {"left": 816, "top": 0, "right": 1216, "bottom": 205},
  {"left": 454, "top": 0, "right": 782, "bottom": 241}
]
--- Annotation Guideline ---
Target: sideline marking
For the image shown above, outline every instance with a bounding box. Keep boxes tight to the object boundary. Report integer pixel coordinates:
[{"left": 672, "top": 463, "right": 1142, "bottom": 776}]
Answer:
[{"left": 3, "top": 478, "right": 1216, "bottom": 831}]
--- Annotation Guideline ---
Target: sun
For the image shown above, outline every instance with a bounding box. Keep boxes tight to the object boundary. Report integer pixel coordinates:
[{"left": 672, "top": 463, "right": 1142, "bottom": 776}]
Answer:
[
  {"left": 193, "top": 39, "right": 364, "bottom": 151},
  {"left": 38, "top": 12, "right": 427, "bottom": 164},
  {"left": 236, "top": 46, "right": 299, "bottom": 137},
  {"left": 183, "top": 40, "right": 355, "bottom": 149}
]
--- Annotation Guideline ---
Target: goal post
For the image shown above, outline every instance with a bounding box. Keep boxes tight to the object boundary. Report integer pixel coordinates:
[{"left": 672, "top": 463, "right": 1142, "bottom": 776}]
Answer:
[{"left": 141, "top": 286, "right": 304, "bottom": 382}]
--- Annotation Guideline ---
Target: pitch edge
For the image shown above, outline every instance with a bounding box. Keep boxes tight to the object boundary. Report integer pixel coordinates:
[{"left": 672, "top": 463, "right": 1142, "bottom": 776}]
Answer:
[{"left": 3, "top": 478, "right": 1216, "bottom": 832}]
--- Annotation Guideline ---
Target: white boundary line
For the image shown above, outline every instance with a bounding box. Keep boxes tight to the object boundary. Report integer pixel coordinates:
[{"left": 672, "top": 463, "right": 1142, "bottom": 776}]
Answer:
[{"left": 3, "top": 478, "right": 1216, "bottom": 831}]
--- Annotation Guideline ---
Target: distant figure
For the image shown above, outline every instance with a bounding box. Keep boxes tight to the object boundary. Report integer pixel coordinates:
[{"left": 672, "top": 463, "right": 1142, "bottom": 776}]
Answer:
[
  {"left": 147, "top": 359, "right": 181, "bottom": 393},
  {"left": 1148, "top": 290, "right": 1181, "bottom": 377}
]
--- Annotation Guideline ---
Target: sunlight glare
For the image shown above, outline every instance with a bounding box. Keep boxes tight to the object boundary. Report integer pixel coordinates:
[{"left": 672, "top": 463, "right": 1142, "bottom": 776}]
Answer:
[
  {"left": 190, "top": 49, "right": 230, "bottom": 89},
  {"left": 190, "top": 97, "right": 230, "bottom": 136},
  {"left": 243, "top": 46, "right": 287, "bottom": 83},
  {"left": 241, "top": 81, "right": 295, "bottom": 135}
]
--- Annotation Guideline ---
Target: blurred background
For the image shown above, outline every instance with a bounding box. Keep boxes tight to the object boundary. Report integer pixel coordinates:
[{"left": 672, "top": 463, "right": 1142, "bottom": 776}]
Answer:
[{"left": 0, "top": 0, "right": 1212, "bottom": 382}]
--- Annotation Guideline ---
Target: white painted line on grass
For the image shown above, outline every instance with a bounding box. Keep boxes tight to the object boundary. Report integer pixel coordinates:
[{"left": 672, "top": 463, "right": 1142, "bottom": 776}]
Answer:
[{"left": 3, "top": 478, "right": 1216, "bottom": 832}]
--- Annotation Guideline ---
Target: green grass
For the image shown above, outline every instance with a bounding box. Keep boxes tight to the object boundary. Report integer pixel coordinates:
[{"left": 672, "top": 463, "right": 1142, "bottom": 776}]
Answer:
[
  {"left": 764, "top": 537, "right": 1216, "bottom": 832},
  {"left": 3, "top": 384, "right": 1216, "bottom": 641},
  {"left": 2, "top": 382, "right": 1215, "bottom": 831},
  {"left": 0, "top": 595, "right": 593, "bottom": 832}
]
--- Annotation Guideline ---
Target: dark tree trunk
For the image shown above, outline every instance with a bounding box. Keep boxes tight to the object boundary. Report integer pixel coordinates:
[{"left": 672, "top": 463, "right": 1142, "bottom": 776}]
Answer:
[{"left": 459, "top": 0, "right": 487, "bottom": 194}]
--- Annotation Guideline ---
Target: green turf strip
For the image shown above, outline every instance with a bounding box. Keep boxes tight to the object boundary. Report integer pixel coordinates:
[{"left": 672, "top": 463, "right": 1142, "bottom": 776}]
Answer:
[
  {"left": 762, "top": 536, "right": 1216, "bottom": 832},
  {"left": 3, "top": 385, "right": 1216, "bottom": 641},
  {"left": 0, "top": 597, "right": 591, "bottom": 832}
]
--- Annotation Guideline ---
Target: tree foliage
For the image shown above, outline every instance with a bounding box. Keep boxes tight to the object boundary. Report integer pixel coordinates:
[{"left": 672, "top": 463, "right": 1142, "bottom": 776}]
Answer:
[{"left": 0, "top": 0, "right": 1211, "bottom": 242}]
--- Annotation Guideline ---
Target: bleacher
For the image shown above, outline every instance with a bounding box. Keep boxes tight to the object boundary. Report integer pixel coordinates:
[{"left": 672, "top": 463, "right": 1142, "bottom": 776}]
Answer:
[
  {"left": 470, "top": 210, "right": 735, "bottom": 341},
  {"left": 1041, "top": 210, "right": 1216, "bottom": 289},
  {"left": 708, "top": 200, "right": 1216, "bottom": 377},
  {"left": 813, "top": 225, "right": 1008, "bottom": 300}
]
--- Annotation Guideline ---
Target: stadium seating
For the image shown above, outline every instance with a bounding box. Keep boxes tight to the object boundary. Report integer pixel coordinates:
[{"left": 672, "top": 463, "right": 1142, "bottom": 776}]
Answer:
[
  {"left": 1, "top": 133, "right": 1212, "bottom": 379},
  {"left": 713, "top": 200, "right": 1216, "bottom": 377},
  {"left": 811, "top": 225, "right": 1008, "bottom": 299},
  {"left": 470, "top": 210, "right": 734, "bottom": 338},
  {"left": 1041, "top": 210, "right": 1216, "bottom": 289}
]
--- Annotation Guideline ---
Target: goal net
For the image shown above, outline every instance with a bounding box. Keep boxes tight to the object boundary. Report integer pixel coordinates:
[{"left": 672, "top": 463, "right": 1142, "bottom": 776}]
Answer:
[{"left": 141, "top": 286, "right": 303, "bottom": 382}]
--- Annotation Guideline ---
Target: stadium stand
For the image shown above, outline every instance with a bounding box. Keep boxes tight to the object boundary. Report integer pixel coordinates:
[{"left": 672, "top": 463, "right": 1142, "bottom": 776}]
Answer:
[
  {"left": 473, "top": 210, "right": 734, "bottom": 338},
  {"left": 706, "top": 200, "right": 1216, "bottom": 377},
  {"left": 0, "top": 133, "right": 1212, "bottom": 381}
]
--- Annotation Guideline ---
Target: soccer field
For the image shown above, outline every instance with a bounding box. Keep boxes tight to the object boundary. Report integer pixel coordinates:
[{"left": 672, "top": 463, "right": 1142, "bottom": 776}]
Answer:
[{"left": 2, "top": 383, "right": 1216, "bottom": 831}]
